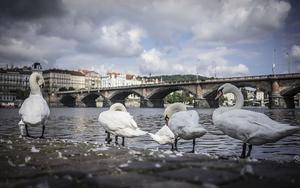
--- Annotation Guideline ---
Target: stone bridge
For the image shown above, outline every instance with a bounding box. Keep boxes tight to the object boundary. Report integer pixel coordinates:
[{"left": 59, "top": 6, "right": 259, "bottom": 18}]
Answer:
[{"left": 48, "top": 73, "right": 300, "bottom": 108}]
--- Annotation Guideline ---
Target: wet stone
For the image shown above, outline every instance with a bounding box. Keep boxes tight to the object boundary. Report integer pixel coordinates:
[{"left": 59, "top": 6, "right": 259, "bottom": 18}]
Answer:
[
  {"left": 1, "top": 135, "right": 300, "bottom": 188},
  {"left": 89, "top": 173, "right": 164, "bottom": 188},
  {"left": 158, "top": 167, "right": 241, "bottom": 185}
]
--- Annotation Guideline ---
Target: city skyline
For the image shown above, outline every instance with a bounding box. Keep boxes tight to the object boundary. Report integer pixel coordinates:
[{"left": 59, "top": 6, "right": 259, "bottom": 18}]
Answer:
[{"left": 0, "top": 0, "right": 300, "bottom": 77}]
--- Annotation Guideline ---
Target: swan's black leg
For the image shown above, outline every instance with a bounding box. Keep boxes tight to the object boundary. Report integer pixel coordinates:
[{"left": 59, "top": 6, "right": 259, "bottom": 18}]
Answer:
[
  {"left": 171, "top": 144, "right": 174, "bottom": 151},
  {"left": 121, "top": 137, "right": 125, "bottom": 146},
  {"left": 240, "top": 143, "right": 246, "bottom": 158},
  {"left": 174, "top": 138, "right": 178, "bottom": 151},
  {"left": 115, "top": 136, "right": 119, "bottom": 145},
  {"left": 105, "top": 131, "right": 112, "bottom": 144},
  {"left": 246, "top": 144, "right": 253, "bottom": 157},
  {"left": 40, "top": 124, "right": 45, "bottom": 139},
  {"left": 25, "top": 124, "right": 32, "bottom": 138},
  {"left": 190, "top": 138, "right": 196, "bottom": 153}
]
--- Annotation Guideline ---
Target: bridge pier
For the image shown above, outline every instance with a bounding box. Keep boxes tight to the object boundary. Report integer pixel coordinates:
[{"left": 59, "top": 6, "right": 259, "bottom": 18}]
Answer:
[
  {"left": 269, "top": 81, "right": 295, "bottom": 109},
  {"left": 76, "top": 95, "right": 86, "bottom": 107},
  {"left": 149, "top": 99, "right": 164, "bottom": 108},
  {"left": 193, "top": 98, "right": 211, "bottom": 108},
  {"left": 47, "top": 94, "right": 64, "bottom": 107},
  {"left": 140, "top": 98, "right": 153, "bottom": 108}
]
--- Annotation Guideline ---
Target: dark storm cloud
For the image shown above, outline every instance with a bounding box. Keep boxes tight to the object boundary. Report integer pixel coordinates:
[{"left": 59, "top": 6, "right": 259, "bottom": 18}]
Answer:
[
  {"left": 0, "top": 0, "right": 68, "bottom": 65},
  {"left": 0, "top": 0, "right": 66, "bottom": 22}
]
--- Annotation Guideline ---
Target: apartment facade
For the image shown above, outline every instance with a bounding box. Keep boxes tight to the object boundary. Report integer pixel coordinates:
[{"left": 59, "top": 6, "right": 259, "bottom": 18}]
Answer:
[
  {"left": 43, "top": 69, "right": 85, "bottom": 93},
  {"left": 101, "top": 72, "right": 142, "bottom": 88},
  {"left": 0, "top": 63, "right": 42, "bottom": 106},
  {"left": 81, "top": 70, "right": 101, "bottom": 90}
]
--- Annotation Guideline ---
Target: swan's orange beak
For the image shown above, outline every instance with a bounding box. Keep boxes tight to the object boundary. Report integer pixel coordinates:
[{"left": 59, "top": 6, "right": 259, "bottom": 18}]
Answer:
[{"left": 215, "top": 90, "right": 223, "bottom": 100}]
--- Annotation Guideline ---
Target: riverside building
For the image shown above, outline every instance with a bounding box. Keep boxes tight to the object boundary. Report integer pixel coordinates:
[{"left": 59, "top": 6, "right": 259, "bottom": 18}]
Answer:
[{"left": 0, "top": 63, "right": 42, "bottom": 107}]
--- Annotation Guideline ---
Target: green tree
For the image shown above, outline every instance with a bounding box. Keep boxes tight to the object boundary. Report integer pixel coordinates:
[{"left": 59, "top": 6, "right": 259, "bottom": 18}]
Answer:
[
  {"left": 15, "top": 89, "right": 30, "bottom": 100},
  {"left": 59, "top": 87, "right": 68, "bottom": 91}
]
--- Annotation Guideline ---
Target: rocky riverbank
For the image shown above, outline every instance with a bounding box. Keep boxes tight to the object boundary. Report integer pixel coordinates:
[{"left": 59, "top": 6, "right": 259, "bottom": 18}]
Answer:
[{"left": 0, "top": 135, "right": 299, "bottom": 188}]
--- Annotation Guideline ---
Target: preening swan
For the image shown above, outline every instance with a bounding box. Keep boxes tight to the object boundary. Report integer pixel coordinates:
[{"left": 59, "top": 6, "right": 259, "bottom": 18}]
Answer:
[
  {"left": 213, "top": 83, "right": 300, "bottom": 158},
  {"left": 19, "top": 72, "right": 50, "bottom": 138},
  {"left": 164, "top": 103, "right": 207, "bottom": 153},
  {"left": 98, "top": 103, "right": 147, "bottom": 146}
]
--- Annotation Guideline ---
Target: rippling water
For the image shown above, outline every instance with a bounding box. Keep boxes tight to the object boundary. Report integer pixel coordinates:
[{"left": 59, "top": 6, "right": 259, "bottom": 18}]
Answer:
[{"left": 0, "top": 107, "right": 299, "bottom": 162}]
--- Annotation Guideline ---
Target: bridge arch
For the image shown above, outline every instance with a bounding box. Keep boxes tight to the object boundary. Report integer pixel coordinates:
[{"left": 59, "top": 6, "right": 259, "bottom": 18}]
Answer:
[
  {"left": 107, "top": 90, "right": 144, "bottom": 107},
  {"left": 146, "top": 86, "right": 197, "bottom": 107},
  {"left": 81, "top": 93, "right": 101, "bottom": 107},
  {"left": 60, "top": 94, "right": 77, "bottom": 107},
  {"left": 280, "top": 83, "right": 300, "bottom": 108}
]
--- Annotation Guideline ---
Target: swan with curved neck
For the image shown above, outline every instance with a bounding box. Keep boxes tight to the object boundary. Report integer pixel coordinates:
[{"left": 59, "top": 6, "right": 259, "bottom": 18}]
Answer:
[
  {"left": 213, "top": 83, "right": 300, "bottom": 158},
  {"left": 19, "top": 72, "right": 50, "bottom": 138},
  {"left": 163, "top": 103, "right": 207, "bottom": 153},
  {"left": 98, "top": 103, "right": 147, "bottom": 146},
  {"left": 29, "top": 72, "right": 44, "bottom": 95}
]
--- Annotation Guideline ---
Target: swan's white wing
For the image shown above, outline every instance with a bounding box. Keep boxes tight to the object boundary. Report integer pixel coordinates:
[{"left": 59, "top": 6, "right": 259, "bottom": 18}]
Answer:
[
  {"left": 98, "top": 111, "right": 147, "bottom": 137},
  {"left": 19, "top": 95, "right": 50, "bottom": 125},
  {"left": 148, "top": 125, "right": 175, "bottom": 144},
  {"left": 169, "top": 110, "right": 207, "bottom": 140},
  {"left": 216, "top": 109, "right": 300, "bottom": 145}
]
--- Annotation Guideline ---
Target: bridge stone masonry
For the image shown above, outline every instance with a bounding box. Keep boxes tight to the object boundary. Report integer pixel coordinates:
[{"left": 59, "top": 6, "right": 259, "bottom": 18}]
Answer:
[{"left": 48, "top": 73, "right": 300, "bottom": 109}]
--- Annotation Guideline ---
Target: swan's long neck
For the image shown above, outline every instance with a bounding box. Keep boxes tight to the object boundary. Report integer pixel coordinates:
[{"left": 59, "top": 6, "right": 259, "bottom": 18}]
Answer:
[
  {"left": 29, "top": 73, "right": 42, "bottom": 95},
  {"left": 217, "top": 86, "right": 244, "bottom": 115},
  {"left": 226, "top": 86, "right": 244, "bottom": 110}
]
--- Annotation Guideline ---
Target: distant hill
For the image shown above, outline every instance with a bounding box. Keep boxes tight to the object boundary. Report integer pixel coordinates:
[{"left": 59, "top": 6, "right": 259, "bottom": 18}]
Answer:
[{"left": 138, "top": 74, "right": 210, "bottom": 82}]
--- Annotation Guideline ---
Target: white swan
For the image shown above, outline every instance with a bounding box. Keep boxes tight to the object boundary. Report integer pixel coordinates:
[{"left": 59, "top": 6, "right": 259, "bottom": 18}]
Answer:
[
  {"left": 213, "top": 83, "right": 300, "bottom": 158},
  {"left": 148, "top": 125, "right": 175, "bottom": 145},
  {"left": 164, "top": 103, "right": 207, "bottom": 153},
  {"left": 98, "top": 103, "right": 147, "bottom": 146},
  {"left": 19, "top": 72, "right": 50, "bottom": 138}
]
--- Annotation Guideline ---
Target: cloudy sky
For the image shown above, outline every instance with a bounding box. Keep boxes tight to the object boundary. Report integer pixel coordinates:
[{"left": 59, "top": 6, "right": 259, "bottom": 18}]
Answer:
[{"left": 0, "top": 0, "right": 300, "bottom": 77}]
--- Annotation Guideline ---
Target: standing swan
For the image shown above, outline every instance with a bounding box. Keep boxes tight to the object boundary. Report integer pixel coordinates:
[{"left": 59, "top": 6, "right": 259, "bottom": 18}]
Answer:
[
  {"left": 98, "top": 103, "right": 147, "bottom": 146},
  {"left": 213, "top": 83, "right": 300, "bottom": 158},
  {"left": 164, "top": 103, "right": 207, "bottom": 153},
  {"left": 19, "top": 72, "right": 50, "bottom": 138}
]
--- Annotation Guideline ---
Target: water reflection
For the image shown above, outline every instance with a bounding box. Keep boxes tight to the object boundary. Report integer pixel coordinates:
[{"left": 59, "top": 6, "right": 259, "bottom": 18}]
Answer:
[{"left": 0, "top": 107, "right": 299, "bottom": 162}]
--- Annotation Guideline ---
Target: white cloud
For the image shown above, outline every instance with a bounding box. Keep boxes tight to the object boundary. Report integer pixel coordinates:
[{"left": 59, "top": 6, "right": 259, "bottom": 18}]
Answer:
[
  {"left": 139, "top": 48, "right": 195, "bottom": 75},
  {"left": 93, "top": 21, "right": 145, "bottom": 57},
  {"left": 197, "top": 46, "right": 249, "bottom": 77},
  {"left": 0, "top": 0, "right": 292, "bottom": 76},
  {"left": 291, "top": 45, "right": 300, "bottom": 61},
  {"left": 191, "top": 0, "right": 290, "bottom": 42},
  {"left": 64, "top": 0, "right": 291, "bottom": 43}
]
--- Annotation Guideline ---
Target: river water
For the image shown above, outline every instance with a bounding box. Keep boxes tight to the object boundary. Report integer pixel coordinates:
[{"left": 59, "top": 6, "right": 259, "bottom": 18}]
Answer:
[{"left": 0, "top": 107, "right": 299, "bottom": 162}]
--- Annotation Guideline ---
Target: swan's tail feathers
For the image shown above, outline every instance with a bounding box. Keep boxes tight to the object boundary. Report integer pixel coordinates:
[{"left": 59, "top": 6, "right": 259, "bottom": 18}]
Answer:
[
  {"left": 133, "top": 129, "right": 148, "bottom": 136},
  {"left": 279, "top": 126, "right": 300, "bottom": 138},
  {"left": 22, "top": 115, "right": 41, "bottom": 125},
  {"left": 148, "top": 132, "right": 174, "bottom": 145},
  {"left": 148, "top": 133, "right": 161, "bottom": 143}
]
